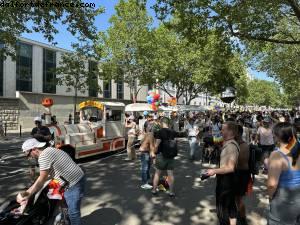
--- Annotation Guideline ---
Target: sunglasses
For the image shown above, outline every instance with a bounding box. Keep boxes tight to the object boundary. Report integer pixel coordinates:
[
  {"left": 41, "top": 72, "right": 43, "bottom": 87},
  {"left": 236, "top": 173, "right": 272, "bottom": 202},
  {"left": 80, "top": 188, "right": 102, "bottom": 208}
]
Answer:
[{"left": 26, "top": 149, "right": 33, "bottom": 157}]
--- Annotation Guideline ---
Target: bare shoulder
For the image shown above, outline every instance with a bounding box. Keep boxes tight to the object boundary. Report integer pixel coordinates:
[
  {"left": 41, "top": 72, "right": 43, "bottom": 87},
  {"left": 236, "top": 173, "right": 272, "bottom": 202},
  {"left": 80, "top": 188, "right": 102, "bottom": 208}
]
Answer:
[
  {"left": 269, "top": 151, "right": 285, "bottom": 168},
  {"left": 269, "top": 151, "right": 282, "bottom": 160}
]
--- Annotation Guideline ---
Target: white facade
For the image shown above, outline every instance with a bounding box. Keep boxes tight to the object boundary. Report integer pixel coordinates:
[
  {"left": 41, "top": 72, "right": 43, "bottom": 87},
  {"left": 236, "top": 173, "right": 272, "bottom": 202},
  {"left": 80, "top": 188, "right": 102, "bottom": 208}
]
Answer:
[
  {"left": 0, "top": 37, "right": 148, "bottom": 128},
  {"left": 2, "top": 37, "right": 148, "bottom": 101}
]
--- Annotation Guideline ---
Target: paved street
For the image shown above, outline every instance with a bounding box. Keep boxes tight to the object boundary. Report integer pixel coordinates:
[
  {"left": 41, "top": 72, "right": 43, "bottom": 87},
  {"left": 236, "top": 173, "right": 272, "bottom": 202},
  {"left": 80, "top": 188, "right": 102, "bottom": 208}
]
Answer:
[{"left": 0, "top": 139, "right": 269, "bottom": 225}]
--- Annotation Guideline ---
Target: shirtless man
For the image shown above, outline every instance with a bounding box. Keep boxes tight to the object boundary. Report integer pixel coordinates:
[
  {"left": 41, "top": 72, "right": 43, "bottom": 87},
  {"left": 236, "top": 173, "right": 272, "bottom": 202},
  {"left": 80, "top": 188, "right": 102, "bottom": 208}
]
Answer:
[{"left": 139, "top": 132, "right": 155, "bottom": 189}]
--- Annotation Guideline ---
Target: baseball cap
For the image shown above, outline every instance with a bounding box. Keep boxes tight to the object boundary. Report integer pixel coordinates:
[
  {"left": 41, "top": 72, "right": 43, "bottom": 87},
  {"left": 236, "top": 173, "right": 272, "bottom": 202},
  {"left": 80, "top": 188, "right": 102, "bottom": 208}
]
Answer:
[
  {"left": 143, "top": 111, "right": 149, "bottom": 116},
  {"left": 129, "top": 115, "right": 135, "bottom": 120},
  {"left": 153, "top": 115, "right": 158, "bottom": 120},
  {"left": 34, "top": 116, "right": 42, "bottom": 122},
  {"left": 22, "top": 138, "right": 46, "bottom": 152}
]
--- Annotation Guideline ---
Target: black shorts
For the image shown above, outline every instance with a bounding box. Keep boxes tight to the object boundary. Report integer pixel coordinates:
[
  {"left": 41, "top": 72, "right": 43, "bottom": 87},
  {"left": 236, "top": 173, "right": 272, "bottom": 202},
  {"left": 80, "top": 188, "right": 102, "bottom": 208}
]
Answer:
[
  {"left": 216, "top": 173, "right": 238, "bottom": 225},
  {"left": 235, "top": 170, "right": 251, "bottom": 196}
]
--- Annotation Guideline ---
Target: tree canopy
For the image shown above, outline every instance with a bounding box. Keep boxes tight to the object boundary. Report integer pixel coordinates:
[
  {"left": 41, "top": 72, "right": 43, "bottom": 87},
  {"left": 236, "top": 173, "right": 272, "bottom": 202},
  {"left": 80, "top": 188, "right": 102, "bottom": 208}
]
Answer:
[
  {"left": 0, "top": 0, "right": 102, "bottom": 58},
  {"left": 145, "top": 23, "right": 248, "bottom": 104},
  {"left": 98, "top": 0, "right": 153, "bottom": 102},
  {"left": 56, "top": 43, "right": 101, "bottom": 118},
  {"left": 154, "top": 0, "right": 300, "bottom": 105},
  {"left": 246, "top": 79, "right": 286, "bottom": 107},
  {"left": 154, "top": 0, "right": 300, "bottom": 45}
]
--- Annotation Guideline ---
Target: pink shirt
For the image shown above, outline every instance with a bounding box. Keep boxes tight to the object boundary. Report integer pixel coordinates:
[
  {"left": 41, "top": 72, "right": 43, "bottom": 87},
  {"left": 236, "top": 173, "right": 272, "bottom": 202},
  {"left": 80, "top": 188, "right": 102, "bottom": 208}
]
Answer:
[{"left": 257, "top": 126, "right": 274, "bottom": 145}]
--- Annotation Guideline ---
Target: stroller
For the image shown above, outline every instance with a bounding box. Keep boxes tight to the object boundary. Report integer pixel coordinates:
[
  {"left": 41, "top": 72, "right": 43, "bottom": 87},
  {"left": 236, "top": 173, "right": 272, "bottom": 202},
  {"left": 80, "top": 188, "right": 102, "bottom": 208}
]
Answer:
[{"left": 0, "top": 179, "right": 69, "bottom": 225}]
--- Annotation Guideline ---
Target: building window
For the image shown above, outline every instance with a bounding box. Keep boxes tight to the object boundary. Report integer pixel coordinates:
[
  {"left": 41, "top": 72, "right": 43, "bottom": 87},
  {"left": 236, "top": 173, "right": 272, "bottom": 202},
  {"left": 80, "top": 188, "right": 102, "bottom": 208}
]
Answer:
[
  {"left": 116, "top": 80, "right": 124, "bottom": 100},
  {"left": 43, "top": 49, "right": 56, "bottom": 93},
  {"left": 103, "top": 80, "right": 111, "bottom": 98},
  {"left": 88, "top": 60, "right": 98, "bottom": 97},
  {"left": 16, "top": 42, "right": 32, "bottom": 92}
]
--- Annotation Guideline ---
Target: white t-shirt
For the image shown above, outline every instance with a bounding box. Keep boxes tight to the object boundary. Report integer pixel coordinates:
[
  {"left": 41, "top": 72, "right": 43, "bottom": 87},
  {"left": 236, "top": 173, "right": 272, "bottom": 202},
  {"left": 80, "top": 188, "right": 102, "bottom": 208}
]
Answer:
[
  {"left": 257, "top": 126, "right": 274, "bottom": 145},
  {"left": 127, "top": 122, "right": 137, "bottom": 137},
  {"left": 172, "top": 118, "right": 179, "bottom": 132},
  {"left": 185, "top": 122, "right": 199, "bottom": 137},
  {"left": 242, "top": 126, "right": 250, "bottom": 144}
]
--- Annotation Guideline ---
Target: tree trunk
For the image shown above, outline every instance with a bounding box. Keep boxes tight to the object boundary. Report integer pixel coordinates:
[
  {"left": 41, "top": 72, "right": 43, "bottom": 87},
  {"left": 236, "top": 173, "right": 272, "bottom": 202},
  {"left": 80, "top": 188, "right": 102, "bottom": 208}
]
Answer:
[
  {"left": 74, "top": 87, "right": 78, "bottom": 124},
  {"left": 130, "top": 87, "right": 136, "bottom": 103}
]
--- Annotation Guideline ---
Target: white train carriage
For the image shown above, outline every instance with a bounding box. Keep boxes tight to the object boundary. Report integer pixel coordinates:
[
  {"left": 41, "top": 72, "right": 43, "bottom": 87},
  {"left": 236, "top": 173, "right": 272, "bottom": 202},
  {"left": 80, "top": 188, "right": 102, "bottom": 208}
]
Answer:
[{"left": 48, "top": 101, "right": 126, "bottom": 159}]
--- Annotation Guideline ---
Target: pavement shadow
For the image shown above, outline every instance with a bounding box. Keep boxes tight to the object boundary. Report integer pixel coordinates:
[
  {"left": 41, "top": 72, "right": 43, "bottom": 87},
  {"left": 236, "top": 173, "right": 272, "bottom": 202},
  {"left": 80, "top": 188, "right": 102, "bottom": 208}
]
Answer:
[
  {"left": 80, "top": 140, "right": 219, "bottom": 225},
  {"left": 0, "top": 139, "right": 269, "bottom": 225},
  {"left": 82, "top": 207, "right": 122, "bottom": 225}
]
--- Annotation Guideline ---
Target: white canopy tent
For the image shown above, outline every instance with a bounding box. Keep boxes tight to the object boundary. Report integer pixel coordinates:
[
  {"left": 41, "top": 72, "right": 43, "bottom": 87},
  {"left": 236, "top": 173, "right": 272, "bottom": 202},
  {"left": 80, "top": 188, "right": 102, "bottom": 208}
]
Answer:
[
  {"left": 125, "top": 103, "right": 153, "bottom": 112},
  {"left": 125, "top": 103, "right": 208, "bottom": 113},
  {"left": 176, "top": 105, "right": 208, "bottom": 112}
]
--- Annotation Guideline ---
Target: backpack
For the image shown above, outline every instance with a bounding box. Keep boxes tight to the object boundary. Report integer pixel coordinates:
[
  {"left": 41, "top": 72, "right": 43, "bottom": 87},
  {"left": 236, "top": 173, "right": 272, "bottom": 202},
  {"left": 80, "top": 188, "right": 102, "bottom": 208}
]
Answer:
[{"left": 162, "top": 139, "right": 178, "bottom": 159}]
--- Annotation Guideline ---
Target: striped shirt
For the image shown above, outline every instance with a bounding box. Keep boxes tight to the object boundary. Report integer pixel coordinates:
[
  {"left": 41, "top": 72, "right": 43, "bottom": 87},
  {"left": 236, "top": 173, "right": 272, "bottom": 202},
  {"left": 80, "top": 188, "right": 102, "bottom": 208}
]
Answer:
[{"left": 38, "top": 147, "right": 84, "bottom": 188}]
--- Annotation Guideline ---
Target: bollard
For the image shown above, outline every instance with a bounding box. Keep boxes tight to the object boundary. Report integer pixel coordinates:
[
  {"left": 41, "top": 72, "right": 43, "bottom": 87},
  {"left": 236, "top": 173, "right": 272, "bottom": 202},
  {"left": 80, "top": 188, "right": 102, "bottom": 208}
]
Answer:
[
  {"left": 20, "top": 125, "right": 22, "bottom": 137},
  {"left": 4, "top": 123, "right": 7, "bottom": 136}
]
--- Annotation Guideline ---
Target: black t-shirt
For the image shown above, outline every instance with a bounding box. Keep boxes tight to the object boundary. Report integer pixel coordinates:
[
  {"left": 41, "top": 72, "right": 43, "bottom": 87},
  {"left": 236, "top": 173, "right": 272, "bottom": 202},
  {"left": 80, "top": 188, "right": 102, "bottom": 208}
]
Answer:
[
  {"left": 31, "top": 126, "right": 51, "bottom": 142},
  {"left": 156, "top": 128, "right": 186, "bottom": 154}
]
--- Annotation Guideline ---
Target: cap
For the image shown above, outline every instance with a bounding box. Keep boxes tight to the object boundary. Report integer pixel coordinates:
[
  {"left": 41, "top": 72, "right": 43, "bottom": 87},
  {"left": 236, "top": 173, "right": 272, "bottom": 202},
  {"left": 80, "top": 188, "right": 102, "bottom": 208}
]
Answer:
[
  {"left": 143, "top": 111, "right": 149, "bottom": 116},
  {"left": 34, "top": 117, "right": 42, "bottom": 122},
  {"left": 153, "top": 115, "right": 158, "bottom": 120},
  {"left": 22, "top": 138, "right": 46, "bottom": 152},
  {"left": 129, "top": 115, "right": 135, "bottom": 120}
]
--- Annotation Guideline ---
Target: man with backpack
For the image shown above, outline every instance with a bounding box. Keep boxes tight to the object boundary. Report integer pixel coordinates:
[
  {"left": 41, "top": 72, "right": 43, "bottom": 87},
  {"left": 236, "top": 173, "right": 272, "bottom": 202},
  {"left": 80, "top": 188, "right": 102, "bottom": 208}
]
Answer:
[
  {"left": 206, "top": 121, "right": 240, "bottom": 225},
  {"left": 151, "top": 117, "right": 186, "bottom": 197}
]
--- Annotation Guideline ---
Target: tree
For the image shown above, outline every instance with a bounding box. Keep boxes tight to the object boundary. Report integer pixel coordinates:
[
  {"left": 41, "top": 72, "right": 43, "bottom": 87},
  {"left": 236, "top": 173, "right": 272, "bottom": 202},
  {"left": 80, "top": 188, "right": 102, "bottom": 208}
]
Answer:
[
  {"left": 147, "top": 24, "right": 247, "bottom": 105},
  {"left": 56, "top": 43, "right": 101, "bottom": 121},
  {"left": 245, "top": 21, "right": 300, "bottom": 106},
  {"left": 154, "top": 0, "right": 300, "bottom": 45},
  {"left": 227, "top": 55, "right": 249, "bottom": 105},
  {"left": 246, "top": 79, "right": 286, "bottom": 107},
  {"left": 98, "top": 0, "right": 153, "bottom": 103},
  {"left": 0, "top": 0, "right": 103, "bottom": 58}
]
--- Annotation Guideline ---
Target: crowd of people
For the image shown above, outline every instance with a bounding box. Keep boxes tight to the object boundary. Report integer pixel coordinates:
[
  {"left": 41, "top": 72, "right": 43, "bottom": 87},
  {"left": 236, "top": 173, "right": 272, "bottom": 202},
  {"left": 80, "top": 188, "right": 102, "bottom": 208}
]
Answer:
[
  {"left": 125, "top": 109, "right": 300, "bottom": 225},
  {"left": 15, "top": 108, "right": 300, "bottom": 225}
]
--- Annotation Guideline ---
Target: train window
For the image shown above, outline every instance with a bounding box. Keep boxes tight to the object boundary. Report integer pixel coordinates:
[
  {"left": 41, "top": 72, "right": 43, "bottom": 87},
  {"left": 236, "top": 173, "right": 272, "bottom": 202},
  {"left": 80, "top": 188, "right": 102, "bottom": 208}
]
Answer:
[
  {"left": 106, "top": 109, "right": 122, "bottom": 121},
  {"left": 81, "top": 107, "right": 103, "bottom": 122}
]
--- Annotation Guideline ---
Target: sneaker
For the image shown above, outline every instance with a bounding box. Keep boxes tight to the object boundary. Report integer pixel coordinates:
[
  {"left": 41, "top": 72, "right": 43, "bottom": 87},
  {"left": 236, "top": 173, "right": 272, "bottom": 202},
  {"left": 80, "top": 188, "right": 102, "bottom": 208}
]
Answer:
[
  {"left": 141, "top": 184, "right": 153, "bottom": 190},
  {"left": 151, "top": 188, "right": 159, "bottom": 195},
  {"left": 168, "top": 192, "right": 175, "bottom": 198}
]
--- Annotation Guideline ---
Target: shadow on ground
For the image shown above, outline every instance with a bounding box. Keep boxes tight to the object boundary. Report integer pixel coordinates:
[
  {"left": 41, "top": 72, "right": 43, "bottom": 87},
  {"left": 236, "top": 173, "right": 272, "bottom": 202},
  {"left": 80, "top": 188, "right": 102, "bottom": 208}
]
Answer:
[
  {"left": 82, "top": 207, "right": 122, "bottom": 225},
  {"left": 0, "top": 139, "right": 269, "bottom": 225}
]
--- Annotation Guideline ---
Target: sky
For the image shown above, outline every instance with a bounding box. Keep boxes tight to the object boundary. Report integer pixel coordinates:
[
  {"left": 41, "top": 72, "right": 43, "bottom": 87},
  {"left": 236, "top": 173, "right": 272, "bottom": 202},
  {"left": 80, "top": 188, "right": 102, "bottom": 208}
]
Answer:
[{"left": 21, "top": 0, "right": 272, "bottom": 81}]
